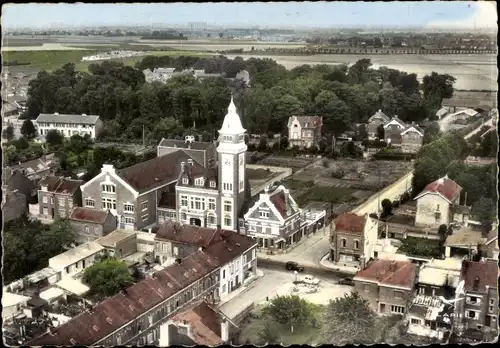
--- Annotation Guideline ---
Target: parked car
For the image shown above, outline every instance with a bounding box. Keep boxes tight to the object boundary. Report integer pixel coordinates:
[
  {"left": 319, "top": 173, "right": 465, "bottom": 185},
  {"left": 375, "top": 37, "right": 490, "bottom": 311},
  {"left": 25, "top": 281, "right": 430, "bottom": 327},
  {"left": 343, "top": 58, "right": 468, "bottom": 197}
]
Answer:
[
  {"left": 285, "top": 261, "right": 304, "bottom": 272},
  {"left": 338, "top": 278, "right": 354, "bottom": 286},
  {"left": 302, "top": 275, "right": 320, "bottom": 285}
]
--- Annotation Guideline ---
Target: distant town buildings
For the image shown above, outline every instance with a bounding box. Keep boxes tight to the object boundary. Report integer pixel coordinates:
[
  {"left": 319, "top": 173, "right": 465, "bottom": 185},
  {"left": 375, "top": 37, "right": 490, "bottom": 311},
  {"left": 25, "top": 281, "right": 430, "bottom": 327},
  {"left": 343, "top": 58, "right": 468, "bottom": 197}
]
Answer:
[
  {"left": 81, "top": 50, "right": 142, "bottom": 62},
  {"left": 35, "top": 113, "right": 104, "bottom": 140}
]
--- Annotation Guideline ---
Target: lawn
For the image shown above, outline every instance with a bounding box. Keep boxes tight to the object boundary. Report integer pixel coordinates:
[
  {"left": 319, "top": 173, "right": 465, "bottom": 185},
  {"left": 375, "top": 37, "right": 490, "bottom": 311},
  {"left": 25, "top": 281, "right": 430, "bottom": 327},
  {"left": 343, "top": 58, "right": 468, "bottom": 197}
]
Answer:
[
  {"left": 2, "top": 49, "right": 211, "bottom": 73},
  {"left": 283, "top": 178, "right": 315, "bottom": 191},
  {"left": 397, "top": 237, "right": 441, "bottom": 258}
]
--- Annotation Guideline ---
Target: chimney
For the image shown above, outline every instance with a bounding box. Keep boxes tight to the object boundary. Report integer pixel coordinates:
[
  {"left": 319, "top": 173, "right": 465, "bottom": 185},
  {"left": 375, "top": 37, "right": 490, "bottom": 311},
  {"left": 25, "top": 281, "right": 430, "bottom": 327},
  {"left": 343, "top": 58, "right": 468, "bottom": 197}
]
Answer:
[
  {"left": 473, "top": 276, "right": 480, "bottom": 291},
  {"left": 187, "top": 159, "right": 193, "bottom": 166},
  {"left": 221, "top": 318, "right": 230, "bottom": 343},
  {"left": 181, "top": 162, "right": 186, "bottom": 171},
  {"left": 175, "top": 258, "right": 182, "bottom": 264}
]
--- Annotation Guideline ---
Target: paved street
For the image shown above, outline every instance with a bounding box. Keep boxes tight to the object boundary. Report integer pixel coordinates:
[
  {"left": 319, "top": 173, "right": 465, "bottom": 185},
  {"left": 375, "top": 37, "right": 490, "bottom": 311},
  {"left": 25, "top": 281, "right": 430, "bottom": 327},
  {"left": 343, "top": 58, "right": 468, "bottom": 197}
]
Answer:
[{"left": 220, "top": 268, "right": 348, "bottom": 317}]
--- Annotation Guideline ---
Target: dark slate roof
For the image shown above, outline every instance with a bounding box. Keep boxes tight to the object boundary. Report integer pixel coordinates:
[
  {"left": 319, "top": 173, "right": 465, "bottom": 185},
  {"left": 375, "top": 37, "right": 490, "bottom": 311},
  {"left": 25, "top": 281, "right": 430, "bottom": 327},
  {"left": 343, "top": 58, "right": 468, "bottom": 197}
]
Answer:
[
  {"left": 27, "top": 230, "right": 257, "bottom": 346},
  {"left": 368, "top": 109, "right": 390, "bottom": 123},
  {"left": 288, "top": 115, "right": 323, "bottom": 129},
  {"left": 36, "top": 113, "right": 100, "bottom": 125},
  {"left": 116, "top": 150, "right": 194, "bottom": 193},
  {"left": 178, "top": 163, "right": 218, "bottom": 190},
  {"left": 39, "top": 176, "right": 83, "bottom": 195},
  {"left": 155, "top": 221, "right": 219, "bottom": 247},
  {"left": 461, "top": 260, "right": 498, "bottom": 293}
]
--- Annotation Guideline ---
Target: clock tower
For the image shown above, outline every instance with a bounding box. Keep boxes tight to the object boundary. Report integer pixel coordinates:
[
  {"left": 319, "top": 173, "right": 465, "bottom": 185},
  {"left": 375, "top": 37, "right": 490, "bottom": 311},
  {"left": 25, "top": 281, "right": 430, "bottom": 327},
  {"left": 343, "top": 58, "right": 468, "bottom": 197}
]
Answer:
[{"left": 217, "top": 97, "right": 247, "bottom": 231}]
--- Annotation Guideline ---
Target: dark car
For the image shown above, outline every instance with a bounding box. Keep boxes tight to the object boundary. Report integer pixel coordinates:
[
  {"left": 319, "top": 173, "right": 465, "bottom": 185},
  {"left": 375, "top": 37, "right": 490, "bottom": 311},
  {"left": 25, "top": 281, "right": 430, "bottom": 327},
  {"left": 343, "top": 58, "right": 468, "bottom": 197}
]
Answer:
[
  {"left": 338, "top": 278, "right": 354, "bottom": 286},
  {"left": 285, "top": 261, "right": 304, "bottom": 272}
]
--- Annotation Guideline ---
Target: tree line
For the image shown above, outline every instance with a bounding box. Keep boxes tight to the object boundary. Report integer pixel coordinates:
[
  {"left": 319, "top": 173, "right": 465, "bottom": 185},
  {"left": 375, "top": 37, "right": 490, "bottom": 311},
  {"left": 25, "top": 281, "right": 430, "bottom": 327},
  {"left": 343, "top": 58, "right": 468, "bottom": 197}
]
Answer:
[{"left": 21, "top": 55, "right": 456, "bottom": 145}]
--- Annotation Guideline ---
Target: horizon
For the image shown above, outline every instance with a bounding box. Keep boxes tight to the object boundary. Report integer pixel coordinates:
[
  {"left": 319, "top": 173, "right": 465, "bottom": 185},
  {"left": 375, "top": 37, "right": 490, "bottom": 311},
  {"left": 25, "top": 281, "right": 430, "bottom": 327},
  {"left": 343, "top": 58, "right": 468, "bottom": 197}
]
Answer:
[{"left": 2, "top": 2, "right": 498, "bottom": 31}]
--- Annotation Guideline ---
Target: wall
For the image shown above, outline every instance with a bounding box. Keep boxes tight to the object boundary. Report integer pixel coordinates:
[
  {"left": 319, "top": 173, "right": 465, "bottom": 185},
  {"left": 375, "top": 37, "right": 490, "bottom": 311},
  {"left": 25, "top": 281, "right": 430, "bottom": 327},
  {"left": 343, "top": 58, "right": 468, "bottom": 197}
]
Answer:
[
  {"left": 354, "top": 280, "right": 379, "bottom": 312},
  {"left": 351, "top": 170, "right": 413, "bottom": 216},
  {"left": 378, "top": 286, "right": 412, "bottom": 315},
  {"left": 136, "top": 190, "right": 158, "bottom": 230},
  {"left": 70, "top": 221, "right": 104, "bottom": 243},
  {"left": 415, "top": 194, "right": 450, "bottom": 227}
]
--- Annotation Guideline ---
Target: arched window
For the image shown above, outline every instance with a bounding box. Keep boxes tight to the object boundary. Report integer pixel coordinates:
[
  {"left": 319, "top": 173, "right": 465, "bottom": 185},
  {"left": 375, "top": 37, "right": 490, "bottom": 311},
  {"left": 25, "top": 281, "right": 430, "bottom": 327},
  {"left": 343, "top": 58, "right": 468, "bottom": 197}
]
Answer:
[
  {"left": 341, "top": 239, "right": 346, "bottom": 248},
  {"left": 354, "top": 240, "right": 360, "bottom": 249}
]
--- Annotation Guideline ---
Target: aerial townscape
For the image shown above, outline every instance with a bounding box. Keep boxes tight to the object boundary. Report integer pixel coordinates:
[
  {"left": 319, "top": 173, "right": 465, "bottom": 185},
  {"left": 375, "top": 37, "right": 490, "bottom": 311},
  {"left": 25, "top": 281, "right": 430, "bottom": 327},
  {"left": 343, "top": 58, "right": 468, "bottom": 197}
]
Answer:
[{"left": 2, "top": 2, "right": 498, "bottom": 346}]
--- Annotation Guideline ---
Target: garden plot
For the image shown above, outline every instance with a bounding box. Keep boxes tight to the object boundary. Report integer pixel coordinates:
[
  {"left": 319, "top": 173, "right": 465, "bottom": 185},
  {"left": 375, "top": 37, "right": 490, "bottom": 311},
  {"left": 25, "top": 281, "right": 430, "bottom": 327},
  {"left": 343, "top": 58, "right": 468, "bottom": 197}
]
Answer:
[{"left": 257, "top": 155, "right": 316, "bottom": 172}]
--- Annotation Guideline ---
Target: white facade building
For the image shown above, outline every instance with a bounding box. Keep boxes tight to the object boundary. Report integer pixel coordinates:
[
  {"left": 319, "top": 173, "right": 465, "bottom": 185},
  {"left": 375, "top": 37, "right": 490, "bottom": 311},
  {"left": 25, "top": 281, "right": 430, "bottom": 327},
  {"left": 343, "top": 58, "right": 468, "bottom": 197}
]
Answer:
[{"left": 35, "top": 112, "right": 103, "bottom": 140}]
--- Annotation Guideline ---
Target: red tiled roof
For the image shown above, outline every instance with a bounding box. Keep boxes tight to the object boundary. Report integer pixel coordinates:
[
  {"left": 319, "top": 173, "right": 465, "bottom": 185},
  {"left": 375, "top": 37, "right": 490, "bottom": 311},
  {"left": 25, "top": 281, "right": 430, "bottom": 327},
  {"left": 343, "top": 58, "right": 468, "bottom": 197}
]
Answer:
[
  {"left": 28, "top": 230, "right": 257, "bottom": 346},
  {"left": 461, "top": 260, "right": 498, "bottom": 293},
  {"left": 70, "top": 207, "right": 110, "bottom": 224},
  {"left": 355, "top": 260, "right": 417, "bottom": 289},
  {"left": 117, "top": 150, "right": 194, "bottom": 193},
  {"left": 334, "top": 213, "right": 366, "bottom": 234},
  {"left": 417, "top": 177, "right": 462, "bottom": 202},
  {"left": 171, "top": 301, "right": 222, "bottom": 346},
  {"left": 155, "top": 221, "right": 219, "bottom": 247},
  {"left": 269, "top": 191, "right": 286, "bottom": 218}
]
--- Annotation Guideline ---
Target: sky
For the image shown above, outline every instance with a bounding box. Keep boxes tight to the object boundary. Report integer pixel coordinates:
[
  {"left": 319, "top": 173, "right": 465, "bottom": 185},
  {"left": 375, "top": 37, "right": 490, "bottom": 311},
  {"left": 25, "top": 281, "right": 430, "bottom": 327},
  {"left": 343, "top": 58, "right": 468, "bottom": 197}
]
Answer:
[{"left": 1, "top": 2, "right": 498, "bottom": 29}]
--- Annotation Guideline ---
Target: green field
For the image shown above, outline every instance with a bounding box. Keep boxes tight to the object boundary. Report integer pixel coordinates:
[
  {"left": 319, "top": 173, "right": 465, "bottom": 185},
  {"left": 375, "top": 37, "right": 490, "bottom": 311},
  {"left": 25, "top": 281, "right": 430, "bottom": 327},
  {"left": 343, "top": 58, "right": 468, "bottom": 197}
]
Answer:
[
  {"left": 296, "top": 186, "right": 357, "bottom": 205},
  {"left": 2, "top": 49, "right": 212, "bottom": 72}
]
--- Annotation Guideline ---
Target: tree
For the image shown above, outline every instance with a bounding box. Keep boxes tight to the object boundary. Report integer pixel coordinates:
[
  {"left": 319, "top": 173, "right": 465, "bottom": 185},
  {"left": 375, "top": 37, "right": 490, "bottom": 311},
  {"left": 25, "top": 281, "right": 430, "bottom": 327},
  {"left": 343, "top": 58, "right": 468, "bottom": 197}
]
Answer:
[
  {"left": 471, "top": 197, "right": 496, "bottom": 222},
  {"left": 264, "top": 295, "right": 313, "bottom": 332},
  {"left": 21, "top": 119, "right": 37, "bottom": 139},
  {"left": 423, "top": 122, "right": 441, "bottom": 144},
  {"left": 45, "top": 129, "right": 65, "bottom": 147},
  {"left": 422, "top": 72, "right": 456, "bottom": 106},
  {"left": 256, "top": 317, "right": 282, "bottom": 345},
  {"left": 3, "top": 124, "right": 15, "bottom": 141},
  {"left": 321, "top": 292, "right": 376, "bottom": 345},
  {"left": 438, "top": 224, "right": 448, "bottom": 245},
  {"left": 381, "top": 198, "right": 393, "bottom": 217},
  {"left": 83, "top": 258, "right": 133, "bottom": 297}
]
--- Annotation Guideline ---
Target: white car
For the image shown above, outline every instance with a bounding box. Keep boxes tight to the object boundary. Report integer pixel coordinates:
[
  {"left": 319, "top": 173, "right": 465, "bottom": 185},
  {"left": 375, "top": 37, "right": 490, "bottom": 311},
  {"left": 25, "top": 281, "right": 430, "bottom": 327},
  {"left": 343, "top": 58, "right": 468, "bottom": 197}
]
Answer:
[{"left": 302, "top": 275, "right": 320, "bottom": 285}]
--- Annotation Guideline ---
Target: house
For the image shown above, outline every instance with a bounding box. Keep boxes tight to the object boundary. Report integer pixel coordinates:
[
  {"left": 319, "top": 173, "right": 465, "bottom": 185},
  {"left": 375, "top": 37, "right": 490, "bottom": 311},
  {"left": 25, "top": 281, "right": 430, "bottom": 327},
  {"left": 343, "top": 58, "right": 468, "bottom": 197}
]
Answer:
[
  {"left": 35, "top": 112, "right": 104, "bottom": 140},
  {"left": 367, "top": 109, "right": 390, "bottom": 139},
  {"left": 436, "top": 107, "right": 450, "bottom": 120},
  {"left": 449, "top": 109, "right": 480, "bottom": 124},
  {"left": 95, "top": 229, "right": 138, "bottom": 260},
  {"left": 48, "top": 241, "right": 105, "bottom": 280},
  {"left": 69, "top": 207, "right": 118, "bottom": 244},
  {"left": 453, "top": 259, "right": 498, "bottom": 337},
  {"left": 244, "top": 185, "right": 301, "bottom": 250},
  {"left": 443, "top": 227, "right": 484, "bottom": 259},
  {"left": 400, "top": 123, "right": 425, "bottom": 153},
  {"left": 287, "top": 115, "right": 323, "bottom": 149},
  {"left": 2, "top": 188, "right": 27, "bottom": 222},
  {"left": 2, "top": 168, "right": 36, "bottom": 203},
  {"left": 480, "top": 223, "right": 499, "bottom": 261},
  {"left": 383, "top": 116, "right": 407, "bottom": 146},
  {"left": 414, "top": 175, "right": 468, "bottom": 228},
  {"left": 159, "top": 301, "right": 232, "bottom": 346},
  {"left": 154, "top": 222, "right": 258, "bottom": 301},
  {"left": 157, "top": 136, "right": 216, "bottom": 168},
  {"left": 38, "top": 176, "right": 83, "bottom": 220},
  {"left": 28, "top": 231, "right": 257, "bottom": 346},
  {"left": 416, "top": 258, "right": 462, "bottom": 297},
  {"left": 406, "top": 295, "right": 454, "bottom": 340},
  {"left": 81, "top": 98, "right": 250, "bottom": 233},
  {"left": 6, "top": 153, "right": 59, "bottom": 183},
  {"left": 353, "top": 260, "right": 417, "bottom": 315},
  {"left": 329, "top": 213, "right": 378, "bottom": 269}
]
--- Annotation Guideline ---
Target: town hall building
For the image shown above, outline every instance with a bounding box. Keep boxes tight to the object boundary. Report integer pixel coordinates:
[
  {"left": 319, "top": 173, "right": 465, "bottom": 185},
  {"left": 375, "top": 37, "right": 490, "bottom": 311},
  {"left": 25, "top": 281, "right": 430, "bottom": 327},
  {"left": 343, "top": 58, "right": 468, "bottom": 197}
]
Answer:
[{"left": 80, "top": 98, "right": 250, "bottom": 232}]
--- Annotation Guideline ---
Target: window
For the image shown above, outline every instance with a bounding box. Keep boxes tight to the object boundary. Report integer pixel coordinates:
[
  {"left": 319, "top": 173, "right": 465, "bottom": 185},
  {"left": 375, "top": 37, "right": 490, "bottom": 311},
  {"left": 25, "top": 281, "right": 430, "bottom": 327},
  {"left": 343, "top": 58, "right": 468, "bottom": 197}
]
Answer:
[
  {"left": 222, "top": 284, "right": 227, "bottom": 293},
  {"left": 354, "top": 240, "right": 360, "bottom": 249},
  {"left": 194, "top": 197, "right": 202, "bottom": 210},
  {"left": 340, "top": 239, "right": 346, "bottom": 248},
  {"left": 490, "top": 299, "right": 495, "bottom": 305},
  {"left": 467, "top": 310, "right": 478, "bottom": 319},
  {"left": 223, "top": 183, "right": 233, "bottom": 191},
  {"left": 208, "top": 215, "right": 216, "bottom": 224},
  {"left": 141, "top": 201, "right": 148, "bottom": 211},
  {"left": 181, "top": 196, "right": 188, "bottom": 207},
  {"left": 490, "top": 306, "right": 495, "bottom": 312},
  {"left": 208, "top": 198, "right": 216, "bottom": 210},
  {"left": 141, "top": 213, "right": 148, "bottom": 222},
  {"left": 436, "top": 204, "right": 440, "bottom": 211},
  {"left": 249, "top": 224, "right": 256, "bottom": 231},
  {"left": 124, "top": 203, "right": 134, "bottom": 213},
  {"left": 224, "top": 201, "right": 232, "bottom": 213},
  {"left": 394, "top": 290, "right": 404, "bottom": 299},
  {"left": 418, "top": 287, "right": 425, "bottom": 295},
  {"left": 101, "top": 198, "right": 116, "bottom": 210},
  {"left": 194, "top": 178, "right": 204, "bottom": 186},
  {"left": 43, "top": 207, "right": 49, "bottom": 215},
  {"left": 224, "top": 217, "right": 232, "bottom": 227},
  {"left": 363, "top": 284, "right": 370, "bottom": 292},
  {"left": 50, "top": 197, "right": 54, "bottom": 204},
  {"left": 467, "top": 296, "right": 480, "bottom": 305},
  {"left": 210, "top": 181, "right": 216, "bottom": 188},
  {"left": 182, "top": 177, "right": 189, "bottom": 184},
  {"left": 410, "top": 318, "right": 421, "bottom": 325},
  {"left": 390, "top": 305, "right": 405, "bottom": 314},
  {"left": 101, "top": 184, "right": 116, "bottom": 193},
  {"left": 125, "top": 217, "right": 135, "bottom": 224},
  {"left": 259, "top": 210, "right": 269, "bottom": 218},
  {"left": 58, "top": 197, "right": 65, "bottom": 206},
  {"left": 239, "top": 180, "right": 244, "bottom": 190},
  {"left": 42, "top": 196, "right": 48, "bottom": 203},
  {"left": 84, "top": 225, "right": 89, "bottom": 233},
  {"left": 223, "top": 269, "right": 226, "bottom": 279}
]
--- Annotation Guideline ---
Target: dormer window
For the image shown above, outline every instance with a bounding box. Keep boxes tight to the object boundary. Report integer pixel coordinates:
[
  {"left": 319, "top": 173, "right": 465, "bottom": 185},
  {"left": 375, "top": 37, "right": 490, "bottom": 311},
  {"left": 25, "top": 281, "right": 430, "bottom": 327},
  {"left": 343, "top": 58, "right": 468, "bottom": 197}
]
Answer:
[
  {"left": 210, "top": 181, "right": 216, "bottom": 188},
  {"left": 259, "top": 211, "right": 269, "bottom": 219},
  {"left": 194, "top": 178, "right": 204, "bottom": 186},
  {"left": 182, "top": 178, "right": 189, "bottom": 185}
]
